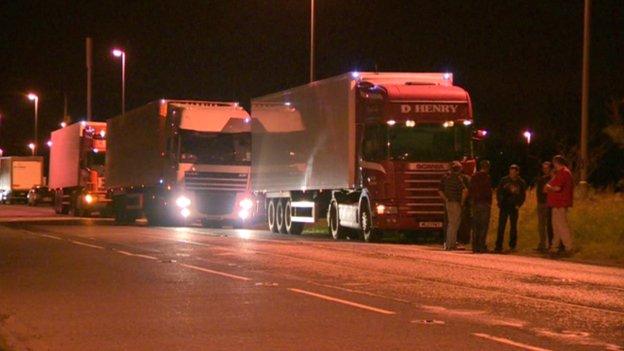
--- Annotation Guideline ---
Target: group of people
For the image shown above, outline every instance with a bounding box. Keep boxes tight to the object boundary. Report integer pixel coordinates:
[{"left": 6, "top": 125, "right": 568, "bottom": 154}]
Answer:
[{"left": 438, "top": 155, "right": 575, "bottom": 255}]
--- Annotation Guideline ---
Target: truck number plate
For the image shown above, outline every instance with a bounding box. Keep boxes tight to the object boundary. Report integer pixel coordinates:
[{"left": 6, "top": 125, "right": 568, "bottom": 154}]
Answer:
[{"left": 419, "top": 221, "right": 443, "bottom": 228}]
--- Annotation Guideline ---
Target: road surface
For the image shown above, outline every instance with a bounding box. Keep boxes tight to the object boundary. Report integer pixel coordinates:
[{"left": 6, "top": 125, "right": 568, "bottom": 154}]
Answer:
[{"left": 0, "top": 205, "right": 622, "bottom": 350}]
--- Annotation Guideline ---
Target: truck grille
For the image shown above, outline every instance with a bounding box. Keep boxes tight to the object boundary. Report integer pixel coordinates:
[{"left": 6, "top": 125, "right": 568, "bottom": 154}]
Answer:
[
  {"left": 194, "top": 191, "right": 236, "bottom": 215},
  {"left": 184, "top": 171, "right": 248, "bottom": 192},
  {"left": 401, "top": 171, "right": 446, "bottom": 216}
]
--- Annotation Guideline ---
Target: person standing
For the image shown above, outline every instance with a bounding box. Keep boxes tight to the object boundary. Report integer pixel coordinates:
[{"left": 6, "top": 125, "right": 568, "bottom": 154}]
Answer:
[
  {"left": 534, "top": 161, "right": 554, "bottom": 251},
  {"left": 545, "top": 155, "right": 574, "bottom": 254},
  {"left": 469, "top": 160, "right": 492, "bottom": 253},
  {"left": 495, "top": 164, "right": 527, "bottom": 252},
  {"left": 439, "top": 161, "right": 468, "bottom": 251}
]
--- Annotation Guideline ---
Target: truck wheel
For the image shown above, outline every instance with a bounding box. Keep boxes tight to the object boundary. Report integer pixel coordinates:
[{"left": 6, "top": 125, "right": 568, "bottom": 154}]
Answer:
[
  {"left": 113, "top": 196, "right": 136, "bottom": 225},
  {"left": 284, "top": 200, "right": 304, "bottom": 235},
  {"left": 275, "top": 199, "right": 287, "bottom": 234},
  {"left": 69, "top": 195, "right": 84, "bottom": 217},
  {"left": 360, "top": 203, "right": 380, "bottom": 242},
  {"left": 267, "top": 200, "right": 278, "bottom": 233},
  {"left": 328, "top": 200, "right": 346, "bottom": 240}
]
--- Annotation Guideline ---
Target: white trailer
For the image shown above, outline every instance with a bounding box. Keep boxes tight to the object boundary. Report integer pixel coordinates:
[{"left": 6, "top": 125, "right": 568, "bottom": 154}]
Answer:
[{"left": 0, "top": 156, "right": 44, "bottom": 204}]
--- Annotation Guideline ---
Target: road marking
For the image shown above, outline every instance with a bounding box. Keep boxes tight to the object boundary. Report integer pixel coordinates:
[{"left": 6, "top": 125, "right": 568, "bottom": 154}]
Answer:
[
  {"left": 133, "top": 254, "right": 159, "bottom": 260},
  {"left": 70, "top": 240, "right": 104, "bottom": 250},
  {"left": 113, "top": 250, "right": 158, "bottom": 260},
  {"left": 179, "top": 263, "right": 251, "bottom": 281},
  {"left": 472, "top": 333, "right": 552, "bottom": 351},
  {"left": 115, "top": 250, "right": 136, "bottom": 256},
  {"left": 40, "top": 234, "right": 62, "bottom": 240},
  {"left": 288, "top": 288, "right": 396, "bottom": 315}
]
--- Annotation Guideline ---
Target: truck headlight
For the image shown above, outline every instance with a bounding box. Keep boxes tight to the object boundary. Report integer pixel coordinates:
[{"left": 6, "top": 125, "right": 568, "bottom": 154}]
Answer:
[
  {"left": 239, "top": 198, "right": 253, "bottom": 210},
  {"left": 376, "top": 204, "right": 397, "bottom": 215},
  {"left": 84, "top": 194, "right": 94, "bottom": 204},
  {"left": 238, "top": 209, "right": 250, "bottom": 220},
  {"left": 180, "top": 208, "right": 191, "bottom": 218},
  {"left": 176, "top": 195, "right": 191, "bottom": 208}
]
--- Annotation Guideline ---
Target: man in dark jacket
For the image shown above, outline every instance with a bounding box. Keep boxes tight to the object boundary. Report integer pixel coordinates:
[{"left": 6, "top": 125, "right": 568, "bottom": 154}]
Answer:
[
  {"left": 469, "top": 160, "right": 492, "bottom": 253},
  {"left": 495, "top": 164, "right": 527, "bottom": 252},
  {"left": 534, "top": 161, "right": 554, "bottom": 251}
]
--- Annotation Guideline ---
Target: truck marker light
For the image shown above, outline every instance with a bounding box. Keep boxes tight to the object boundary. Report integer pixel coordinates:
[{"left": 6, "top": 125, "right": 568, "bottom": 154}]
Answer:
[
  {"left": 405, "top": 120, "right": 416, "bottom": 127},
  {"left": 284, "top": 102, "right": 291, "bottom": 106},
  {"left": 351, "top": 71, "right": 360, "bottom": 79},
  {"left": 99, "top": 130, "right": 106, "bottom": 138},
  {"left": 443, "top": 121, "right": 454, "bottom": 128},
  {"left": 176, "top": 195, "right": 191, "bottom": 208},
  {"left": 80, "top": 121, "right": 86, "bottom": 127},
  {"left": 239, "top": 198, "right": 253, "bottom": 210},
  {"left": 93, "top": 148, "right": 99, "bottom": 153},
  {"left": 443, "top": 73, "right": 452, "bottom": 80},
  {"left": 159, "top": 179, "right": 164, "bottom": 184},
  {"left": 46, "top": 140, "right": 53, "bottom": 147},
  {"left": 180, "top": 208, "right": 191, "bottom": 218},
  {"left": 386, "top": 120, "right": 396, "bottom": 126},
  {"left": 84, "top": 194, "right": 94, "bottom": 204},
  {"left": 376, "top": 204, "right": 386, "bottom": 214},
  {"left": 462, "top": 120, "right": 473, "bottom": 126},
  {"left": 60, "top": 122, "right": 67, "bottom": 128},
  {"left": 244, "top": 117, "right": 251, "bottom": 124}
]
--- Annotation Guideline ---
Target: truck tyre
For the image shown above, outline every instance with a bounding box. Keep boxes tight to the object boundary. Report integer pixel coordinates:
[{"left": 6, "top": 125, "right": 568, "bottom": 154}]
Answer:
[
  {"left": 113, "top": 196, "right": 136, "bottom": 225},
  {"left": 360, "top": 203, "right": 380, "bottom": 242},
  {"left": 267, "top": 200, "right": 278, "bottom": 233},
  {"left": 275, "top": 199, "right": 287, "bottom": 234},
  {"left": 69, "top": 194, "right": 84, "bottom": 217},
  {"left": 284, "top": 200, "right": 304, "bottom": 235},
  {"left": 328, "top": 199, "right": 346, "bottom": 240}
]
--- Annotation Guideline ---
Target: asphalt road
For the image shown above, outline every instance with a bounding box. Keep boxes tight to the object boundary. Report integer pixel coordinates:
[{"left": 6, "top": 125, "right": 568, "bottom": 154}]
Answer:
[{"left": 0, "top": 205, "right": 622, "bottom": 350}]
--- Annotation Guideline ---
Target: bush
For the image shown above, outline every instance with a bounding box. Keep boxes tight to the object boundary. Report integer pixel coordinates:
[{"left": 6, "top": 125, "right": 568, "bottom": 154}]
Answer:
[{"left": 488, "top": 188, "right": 624, "bottom": 265}]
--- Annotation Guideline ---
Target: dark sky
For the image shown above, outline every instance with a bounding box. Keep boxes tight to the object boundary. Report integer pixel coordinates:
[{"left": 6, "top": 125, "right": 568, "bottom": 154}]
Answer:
[{"left": 1, "top": 0, "right": 622, "bottom": 161}]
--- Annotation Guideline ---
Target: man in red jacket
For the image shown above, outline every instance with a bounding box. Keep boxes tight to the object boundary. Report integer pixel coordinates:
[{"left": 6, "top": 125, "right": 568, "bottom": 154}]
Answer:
[{"left": 545, "top": 155, "right": 574, "bottom": 254}]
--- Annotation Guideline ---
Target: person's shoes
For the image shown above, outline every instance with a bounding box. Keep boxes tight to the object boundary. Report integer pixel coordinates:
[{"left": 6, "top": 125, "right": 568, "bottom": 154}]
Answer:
[{"left": 455, "top": 244, "right": 466, "bottom": 251}]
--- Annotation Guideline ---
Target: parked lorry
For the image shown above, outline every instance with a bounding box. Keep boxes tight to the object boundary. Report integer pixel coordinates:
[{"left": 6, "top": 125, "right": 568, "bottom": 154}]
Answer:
[
  {"left": 106, "top": 100, "right": 255, "bottom": 226},
  {"left": 251, "top": 72, "right": 475, "bottom": 241},
  {"left": 49, "top": 121, "right": 109, "bottom": 216},
  {"left": 0, "top": 156, "right": 44, "bottom": 204}
]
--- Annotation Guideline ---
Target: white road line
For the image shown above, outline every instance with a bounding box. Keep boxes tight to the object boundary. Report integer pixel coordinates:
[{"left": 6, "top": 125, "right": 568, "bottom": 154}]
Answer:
[
  {"left": 288, "top": 288, "right": 396, "bottom": 315},
  {"left": 40, "top": 234, "right": 62, "bottom": 240},
  {"left": 113, "top": 250, "right": 158, "bottom": 260},
  {"left": 179, "top": 263, "right": 251, "bottom": 281},
  {"left": 133, "top": 254, "right": 159, "bottom": 260},
  {"left": 70, "top": 240, "right": 104, "bottom": 250},
  {"left": 472, "top": 333, "right": 552, "bottom": 351},
  {"left": 114, "top": 250, "right": 137, "bottom": 256}
]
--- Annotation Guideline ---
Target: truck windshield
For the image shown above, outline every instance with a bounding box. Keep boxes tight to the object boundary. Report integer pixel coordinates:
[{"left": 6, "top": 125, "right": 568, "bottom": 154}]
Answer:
[
  {"left": 363, "top": 123, "right": 471, "bottom": 162},
  {"left": 179, "top": 130, "right": 251, "bottom": 165}
]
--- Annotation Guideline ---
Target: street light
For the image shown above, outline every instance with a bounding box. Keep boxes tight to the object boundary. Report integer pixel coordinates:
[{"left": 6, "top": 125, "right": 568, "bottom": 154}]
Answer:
[
  {"left": 523, "top": 130, "right": 532, "bottom": 144},
  {"left": 27, "top": 142, "right": 35, "bottom": 156},
  {"left": 27, "top": 93, "right": 39, "bottom": 155},
  {"left": 112, "top": 48, "right": 126, "bottom": 115}
]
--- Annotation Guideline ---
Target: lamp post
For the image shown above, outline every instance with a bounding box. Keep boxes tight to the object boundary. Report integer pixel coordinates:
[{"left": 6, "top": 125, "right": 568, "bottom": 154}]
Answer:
[
  {"left": 27, "top": 93, "right": 39, "bottom": 155},
  {"left": 310, "top": 0, "right": 315, "bottom": 82},
  {"left": 112, "top": 49, "right": 126, "bottom": 115}
]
